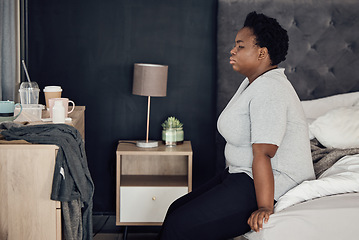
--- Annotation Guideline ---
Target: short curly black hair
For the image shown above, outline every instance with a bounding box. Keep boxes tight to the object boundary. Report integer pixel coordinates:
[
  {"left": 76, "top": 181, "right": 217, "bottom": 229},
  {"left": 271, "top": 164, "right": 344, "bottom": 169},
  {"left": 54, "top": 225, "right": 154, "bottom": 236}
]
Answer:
[{"left": 244, "top": 11, "right": 289, "bottom": 65}]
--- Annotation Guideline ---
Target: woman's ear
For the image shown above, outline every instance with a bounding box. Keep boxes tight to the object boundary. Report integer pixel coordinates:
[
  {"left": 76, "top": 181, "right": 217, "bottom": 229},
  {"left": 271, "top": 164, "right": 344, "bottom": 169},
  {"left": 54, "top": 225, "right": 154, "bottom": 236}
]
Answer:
[{"left": 258, "top": 47, "right": 268, "bottom": 60}]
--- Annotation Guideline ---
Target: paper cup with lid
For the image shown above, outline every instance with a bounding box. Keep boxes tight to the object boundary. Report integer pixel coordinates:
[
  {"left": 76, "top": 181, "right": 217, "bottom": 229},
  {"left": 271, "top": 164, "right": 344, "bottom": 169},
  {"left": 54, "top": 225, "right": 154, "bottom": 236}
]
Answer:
[{"left": 43, "top": 86, "right": 62, "bottom": 109}]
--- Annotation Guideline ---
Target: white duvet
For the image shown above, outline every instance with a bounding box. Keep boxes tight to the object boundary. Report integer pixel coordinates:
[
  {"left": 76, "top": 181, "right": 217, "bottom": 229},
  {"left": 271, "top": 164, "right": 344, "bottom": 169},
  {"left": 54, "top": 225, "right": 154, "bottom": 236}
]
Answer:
[
  {"left": 274, "top": 153, "right": 359, "bottom": 212},
  {"left": 244, "top": 154, "right": 359, "bottom": 240}
]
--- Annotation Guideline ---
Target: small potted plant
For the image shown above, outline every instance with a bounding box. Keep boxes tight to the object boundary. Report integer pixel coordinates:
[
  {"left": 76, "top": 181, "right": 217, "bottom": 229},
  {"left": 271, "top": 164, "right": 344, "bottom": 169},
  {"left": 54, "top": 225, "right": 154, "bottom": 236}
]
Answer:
[{"left": 161, "top": 116, "right": 184, "bottom": 146}]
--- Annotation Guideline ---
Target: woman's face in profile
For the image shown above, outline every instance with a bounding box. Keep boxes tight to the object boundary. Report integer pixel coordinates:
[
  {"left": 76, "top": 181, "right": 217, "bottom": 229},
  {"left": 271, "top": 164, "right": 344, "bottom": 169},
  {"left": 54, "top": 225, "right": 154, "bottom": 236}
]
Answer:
[{"left": 229, "top": 27, "right": 261, "bottom": 76}]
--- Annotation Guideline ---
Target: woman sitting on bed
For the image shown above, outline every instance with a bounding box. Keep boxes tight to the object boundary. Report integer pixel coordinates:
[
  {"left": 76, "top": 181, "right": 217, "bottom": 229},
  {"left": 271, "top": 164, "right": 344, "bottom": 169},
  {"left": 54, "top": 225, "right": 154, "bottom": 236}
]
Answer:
[{"left": 158, "top": 11, "right": 315, "bottom": 240}]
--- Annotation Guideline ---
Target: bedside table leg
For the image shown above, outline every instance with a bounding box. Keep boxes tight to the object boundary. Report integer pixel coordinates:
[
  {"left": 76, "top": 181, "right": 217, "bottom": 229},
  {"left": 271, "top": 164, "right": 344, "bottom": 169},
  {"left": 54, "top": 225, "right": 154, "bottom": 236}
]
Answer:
[{"left": 122, "top": 226, "right": 128, "bottom": 240}]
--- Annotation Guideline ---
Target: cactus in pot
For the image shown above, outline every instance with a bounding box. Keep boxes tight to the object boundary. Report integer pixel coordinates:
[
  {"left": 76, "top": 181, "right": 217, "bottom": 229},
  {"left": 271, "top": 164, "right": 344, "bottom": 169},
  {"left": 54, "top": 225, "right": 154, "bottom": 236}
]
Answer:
[{"left": 161, "top": 116, "right": 183, "bottom": 129}]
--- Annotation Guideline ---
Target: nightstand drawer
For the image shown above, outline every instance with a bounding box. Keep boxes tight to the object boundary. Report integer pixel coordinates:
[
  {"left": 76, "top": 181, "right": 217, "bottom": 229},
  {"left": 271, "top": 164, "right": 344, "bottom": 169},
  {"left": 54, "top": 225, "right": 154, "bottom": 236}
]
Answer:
[{"left": 120, "top": 186, "right": 188, "bottom": 223}]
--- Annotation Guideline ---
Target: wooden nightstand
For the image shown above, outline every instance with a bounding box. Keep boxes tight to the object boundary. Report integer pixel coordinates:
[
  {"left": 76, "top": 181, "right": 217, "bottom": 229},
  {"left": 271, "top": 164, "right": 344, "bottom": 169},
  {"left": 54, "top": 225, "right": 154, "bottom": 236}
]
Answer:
[{"left": 116, "top": 141, "right": 193, "bottom": 227}]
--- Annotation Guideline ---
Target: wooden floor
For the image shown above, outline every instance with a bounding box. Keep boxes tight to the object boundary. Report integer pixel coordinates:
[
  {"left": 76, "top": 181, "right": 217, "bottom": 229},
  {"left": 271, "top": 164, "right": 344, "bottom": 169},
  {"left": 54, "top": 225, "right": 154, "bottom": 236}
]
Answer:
[
  {"left": 92, "top": 215, "right": 246, "bottom": 240},
  {"left": 94, "top": 233, "right": 158, "bottom": 240},
  {"left": 93, "top": 215, "right": 159, "bottom": 240},
  {"left": 94, "top": 233, "right": 246, "bottom": 240}
]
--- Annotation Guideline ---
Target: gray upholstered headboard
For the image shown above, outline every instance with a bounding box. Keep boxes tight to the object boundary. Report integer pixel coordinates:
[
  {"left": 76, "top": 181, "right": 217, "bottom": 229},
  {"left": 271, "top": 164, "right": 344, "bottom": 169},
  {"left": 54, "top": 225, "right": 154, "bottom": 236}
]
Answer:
[
  {"left": 215, "top": 0, "right": 359, "bottom": 170},
  {"left": 217, "top": 0, "right": 359, "bottom": 109}
]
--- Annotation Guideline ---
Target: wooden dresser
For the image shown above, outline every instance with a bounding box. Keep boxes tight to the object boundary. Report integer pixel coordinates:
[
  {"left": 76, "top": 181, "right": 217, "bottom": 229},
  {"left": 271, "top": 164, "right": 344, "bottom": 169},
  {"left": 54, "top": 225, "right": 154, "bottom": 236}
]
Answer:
[{"left": 0, "top": 106, "right": 85, "bottom": 240}]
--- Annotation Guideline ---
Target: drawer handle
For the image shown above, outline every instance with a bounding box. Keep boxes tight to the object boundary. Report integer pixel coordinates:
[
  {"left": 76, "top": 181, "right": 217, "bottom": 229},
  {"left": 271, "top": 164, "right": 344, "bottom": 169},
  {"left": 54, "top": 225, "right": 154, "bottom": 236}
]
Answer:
[{"left": 152, "top": 196, "right": 156, "bottom": 201}]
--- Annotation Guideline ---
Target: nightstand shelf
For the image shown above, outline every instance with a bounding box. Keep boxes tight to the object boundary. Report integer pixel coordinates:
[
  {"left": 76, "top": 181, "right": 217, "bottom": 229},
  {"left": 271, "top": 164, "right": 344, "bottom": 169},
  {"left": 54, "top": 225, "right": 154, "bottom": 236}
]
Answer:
[
  {"left": 116, "top": 141, "right": 192, "bottom": 226},
  {"left": 120, "top": 175, "right": 188, "bottom": 186}
]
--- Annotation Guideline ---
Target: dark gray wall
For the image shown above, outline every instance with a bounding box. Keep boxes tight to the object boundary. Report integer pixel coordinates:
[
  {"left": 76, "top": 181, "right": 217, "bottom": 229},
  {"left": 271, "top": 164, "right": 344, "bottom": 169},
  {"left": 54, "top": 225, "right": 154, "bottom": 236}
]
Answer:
[{"left": 28, "top": 0, "right": 218, "bottom": 213}]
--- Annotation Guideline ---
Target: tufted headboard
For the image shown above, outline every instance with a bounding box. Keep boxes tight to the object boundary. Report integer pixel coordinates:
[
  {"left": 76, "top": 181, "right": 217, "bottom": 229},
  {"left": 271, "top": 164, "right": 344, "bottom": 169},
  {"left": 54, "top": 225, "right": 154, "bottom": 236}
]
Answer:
[{"left": 215, "top": 0, "right": 359, "bottom": 170}]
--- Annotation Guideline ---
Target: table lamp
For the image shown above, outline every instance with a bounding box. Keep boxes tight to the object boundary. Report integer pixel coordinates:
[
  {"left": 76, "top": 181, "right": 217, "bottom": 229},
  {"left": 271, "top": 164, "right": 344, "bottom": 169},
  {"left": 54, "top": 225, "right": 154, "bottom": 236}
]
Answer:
[{"left": 132, "top": 63, "right": 168, "bottom": 148}]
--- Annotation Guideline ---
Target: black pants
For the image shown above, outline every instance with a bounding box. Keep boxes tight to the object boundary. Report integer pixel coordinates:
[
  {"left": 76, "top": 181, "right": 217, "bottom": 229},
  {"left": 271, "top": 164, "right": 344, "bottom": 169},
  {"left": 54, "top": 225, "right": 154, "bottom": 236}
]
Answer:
[{"left": 159, "top": 169, "right": 258, "bottom": 240}]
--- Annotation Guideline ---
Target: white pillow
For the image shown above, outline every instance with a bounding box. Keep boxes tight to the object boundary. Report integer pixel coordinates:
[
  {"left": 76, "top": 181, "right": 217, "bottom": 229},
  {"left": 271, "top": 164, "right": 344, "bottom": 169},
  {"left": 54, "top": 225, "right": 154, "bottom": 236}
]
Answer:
[
  {"left": 306, "top": 118, "right": 315, "bottom": 140},
  {"left": 301, "top": 92, "right": 359, "bottom": 119},
  {"left": 309, "top": 106, "right": 359, "bottom": 149}
]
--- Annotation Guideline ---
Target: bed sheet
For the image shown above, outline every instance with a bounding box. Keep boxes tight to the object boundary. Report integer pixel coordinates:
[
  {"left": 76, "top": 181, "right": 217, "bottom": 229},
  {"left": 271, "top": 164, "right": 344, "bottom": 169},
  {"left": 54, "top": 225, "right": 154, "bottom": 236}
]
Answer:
[{"left": 244, "top": 192, "right": 359, "bottom": 240}]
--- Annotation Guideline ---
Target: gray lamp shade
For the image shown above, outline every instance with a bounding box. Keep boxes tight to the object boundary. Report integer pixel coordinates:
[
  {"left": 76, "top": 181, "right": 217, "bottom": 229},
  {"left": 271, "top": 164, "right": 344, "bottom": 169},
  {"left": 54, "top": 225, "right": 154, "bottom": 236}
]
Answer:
[{"left": 132, "top": 63, "right": 168, "bottom": 97}]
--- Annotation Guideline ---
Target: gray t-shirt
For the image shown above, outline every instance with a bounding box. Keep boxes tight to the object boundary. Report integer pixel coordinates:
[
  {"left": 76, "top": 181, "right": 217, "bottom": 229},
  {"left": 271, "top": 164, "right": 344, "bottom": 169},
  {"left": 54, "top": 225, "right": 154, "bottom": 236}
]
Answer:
[{"left": 217, "top": 68, "right": 315, "bottom": 200}]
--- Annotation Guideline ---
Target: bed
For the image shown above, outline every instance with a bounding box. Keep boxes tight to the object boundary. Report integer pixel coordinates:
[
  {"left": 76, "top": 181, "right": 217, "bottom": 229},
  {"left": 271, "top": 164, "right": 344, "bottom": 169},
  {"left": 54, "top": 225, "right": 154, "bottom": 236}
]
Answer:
[
  {"left": 216, "top": 1, "right": 359, "bottom": 240},
  {"left": 244, "top": 92, "right": 359, "bottom": 240}
]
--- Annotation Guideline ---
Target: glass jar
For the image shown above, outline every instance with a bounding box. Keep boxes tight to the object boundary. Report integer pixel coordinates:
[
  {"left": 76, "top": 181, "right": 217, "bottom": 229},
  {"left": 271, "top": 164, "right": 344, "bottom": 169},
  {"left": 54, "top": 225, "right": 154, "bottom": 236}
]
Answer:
[{"left": 162, "top": 127, "right": 184, "bottom": 146}]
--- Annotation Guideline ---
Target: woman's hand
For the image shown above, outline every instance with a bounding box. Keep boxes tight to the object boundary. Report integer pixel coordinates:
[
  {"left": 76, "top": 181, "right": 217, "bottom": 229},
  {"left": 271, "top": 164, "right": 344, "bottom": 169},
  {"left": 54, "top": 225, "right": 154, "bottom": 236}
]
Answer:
[
  {"left": 250, "top": 143, "right": 277, "bottom": 232},
  {"left": 247, "top": 207, "right": 273, "bottom": 232}
]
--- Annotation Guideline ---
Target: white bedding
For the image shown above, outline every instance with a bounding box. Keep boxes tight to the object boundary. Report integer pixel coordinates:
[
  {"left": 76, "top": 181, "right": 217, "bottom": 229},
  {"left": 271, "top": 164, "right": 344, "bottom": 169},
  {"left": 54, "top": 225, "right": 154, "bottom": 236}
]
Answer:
[
  {"left": 244, "top": 193, "right": 359, "bottom": 240},
  {"left": 244, "top": 154, "right": 359, "bottom": 240},
  {"left": 274, "top": 153, "right": 359, "bottom": 212}
]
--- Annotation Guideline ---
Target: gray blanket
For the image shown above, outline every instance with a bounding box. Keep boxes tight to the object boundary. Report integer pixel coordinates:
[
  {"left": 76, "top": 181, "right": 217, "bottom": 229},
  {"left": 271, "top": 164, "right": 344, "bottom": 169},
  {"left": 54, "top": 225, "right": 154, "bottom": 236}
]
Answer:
[
  {"left": 0, "top": 123, "right": 94, "bottom": 240},
  {"left": 311, "top": 138, "right": 359, "bottom": 178}
]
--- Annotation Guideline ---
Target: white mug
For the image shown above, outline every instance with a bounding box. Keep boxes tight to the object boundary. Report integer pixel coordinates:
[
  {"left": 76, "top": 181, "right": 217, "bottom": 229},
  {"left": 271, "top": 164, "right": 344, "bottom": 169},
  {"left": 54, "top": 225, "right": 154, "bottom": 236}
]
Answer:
[{"left": 48, "top": 98, "right": 75, "bottom": 118}]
